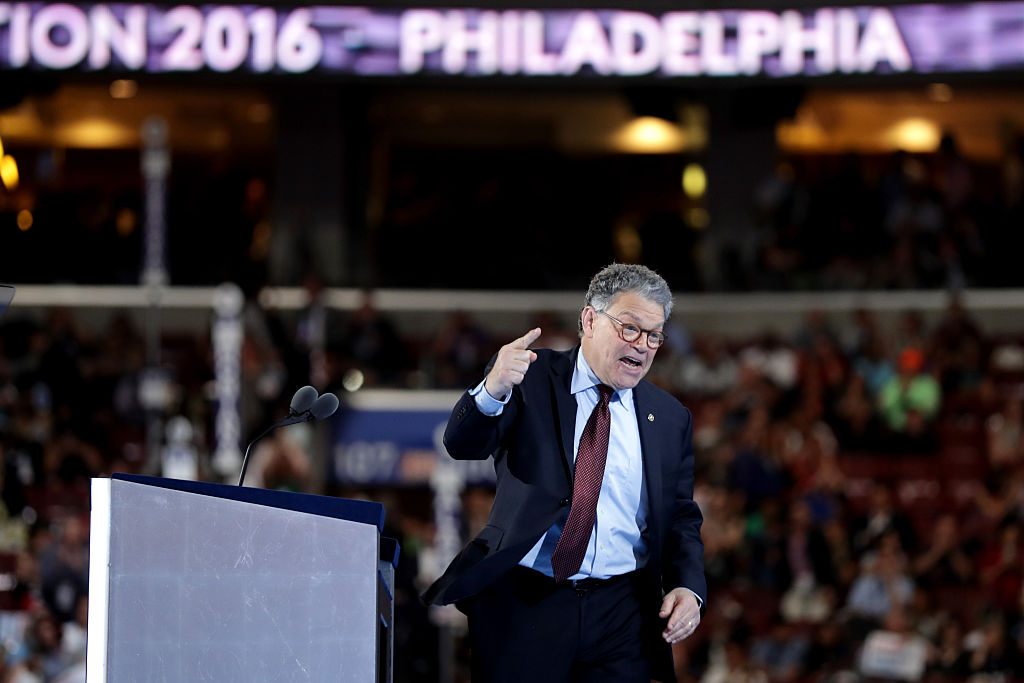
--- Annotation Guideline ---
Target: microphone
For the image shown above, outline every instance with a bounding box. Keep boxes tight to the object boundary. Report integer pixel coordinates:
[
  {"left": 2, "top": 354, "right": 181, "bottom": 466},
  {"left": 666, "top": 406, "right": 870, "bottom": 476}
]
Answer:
[
  {"left": 237, "top": 386, "right": 339, "bottom": 487},
  {"left": 308, "top": 392, "right": 339, "bottom": 421},
  {"left": 289, "top": 385, "right": 319, "bottom": 418}
]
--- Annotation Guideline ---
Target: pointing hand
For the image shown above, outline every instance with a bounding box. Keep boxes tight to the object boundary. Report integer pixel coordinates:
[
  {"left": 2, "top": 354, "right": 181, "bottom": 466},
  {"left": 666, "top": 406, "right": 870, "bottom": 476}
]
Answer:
[{"left": 484, "top": 328, "right": 541, "bottom": 400}]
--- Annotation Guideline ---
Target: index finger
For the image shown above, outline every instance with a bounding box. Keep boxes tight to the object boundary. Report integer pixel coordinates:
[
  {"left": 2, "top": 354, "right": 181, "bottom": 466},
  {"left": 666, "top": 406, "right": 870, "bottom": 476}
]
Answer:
[{"left": 509, "top": 327, "right": 542, "bottom": 349}]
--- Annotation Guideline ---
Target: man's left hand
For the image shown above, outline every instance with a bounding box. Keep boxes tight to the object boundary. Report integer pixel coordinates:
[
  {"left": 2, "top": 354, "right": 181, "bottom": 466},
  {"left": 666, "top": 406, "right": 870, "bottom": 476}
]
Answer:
[{"left": 659, "top": 588, "right": 700, "bottom": 643}]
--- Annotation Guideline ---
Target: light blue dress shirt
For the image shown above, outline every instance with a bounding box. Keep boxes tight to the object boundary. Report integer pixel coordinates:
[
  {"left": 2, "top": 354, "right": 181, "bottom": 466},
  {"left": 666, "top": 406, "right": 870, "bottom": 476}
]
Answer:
[{"left": 471, "top": 349, "right": 649, "bottom": 579}]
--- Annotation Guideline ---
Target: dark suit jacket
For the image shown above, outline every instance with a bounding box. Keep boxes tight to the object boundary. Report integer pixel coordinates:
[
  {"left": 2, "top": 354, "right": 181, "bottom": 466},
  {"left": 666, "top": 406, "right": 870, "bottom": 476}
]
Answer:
[{"left": 423, "top": 347, "right": 706, "bottom": 681}]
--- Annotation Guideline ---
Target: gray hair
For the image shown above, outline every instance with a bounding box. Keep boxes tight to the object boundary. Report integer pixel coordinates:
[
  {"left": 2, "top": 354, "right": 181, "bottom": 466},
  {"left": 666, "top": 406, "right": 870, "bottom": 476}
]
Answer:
[{"left": 579, "top": 263, "right": 673, "bottom": 334}]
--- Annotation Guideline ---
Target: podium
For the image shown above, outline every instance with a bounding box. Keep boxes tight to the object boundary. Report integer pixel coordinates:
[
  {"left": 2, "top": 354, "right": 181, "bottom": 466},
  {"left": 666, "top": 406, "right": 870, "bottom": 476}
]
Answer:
[{"left": 87, "top": 474, "right": 398, "bottom": 682}]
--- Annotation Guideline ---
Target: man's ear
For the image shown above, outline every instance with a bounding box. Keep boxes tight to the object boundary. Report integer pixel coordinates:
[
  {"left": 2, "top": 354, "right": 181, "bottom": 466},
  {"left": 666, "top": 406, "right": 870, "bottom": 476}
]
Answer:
[{"left": 580, "top": 306, "right": 596, "bottom": 338}]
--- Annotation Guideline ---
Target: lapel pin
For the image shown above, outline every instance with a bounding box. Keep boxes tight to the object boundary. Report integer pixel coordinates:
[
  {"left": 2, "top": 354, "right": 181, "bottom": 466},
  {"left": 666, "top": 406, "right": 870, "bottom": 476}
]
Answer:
[{"left": 648, "top": 413, "right": 655, "bottom": 422}]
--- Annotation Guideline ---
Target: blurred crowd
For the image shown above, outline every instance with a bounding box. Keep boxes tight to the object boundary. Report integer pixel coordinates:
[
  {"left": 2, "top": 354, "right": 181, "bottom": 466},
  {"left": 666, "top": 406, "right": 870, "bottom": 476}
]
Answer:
[
  {"left": 369, "top": 131, "right": 1024, "bottom": 295},
  {"left": 737, "top": 132, "right": 1024, "bottom": 293},
  {"left": 652, "top": 300, "right": 1024, "bottom": 682},
  {"left": 1, "top": 287, "right": 1024, "bottom": 681}
]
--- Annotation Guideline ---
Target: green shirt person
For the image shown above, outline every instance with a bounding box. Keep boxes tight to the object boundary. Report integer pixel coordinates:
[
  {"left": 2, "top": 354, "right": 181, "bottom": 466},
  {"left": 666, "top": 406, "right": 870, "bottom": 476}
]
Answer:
[{"left": 878, "top": 347, "right": 941, "bottom": 432}]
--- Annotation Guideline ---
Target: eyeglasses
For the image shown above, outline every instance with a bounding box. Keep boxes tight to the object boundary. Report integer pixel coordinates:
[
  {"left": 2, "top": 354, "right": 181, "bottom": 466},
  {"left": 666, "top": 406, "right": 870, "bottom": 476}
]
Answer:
[{"left": 596, "top": 310, "right": 666, "bottom": 349}]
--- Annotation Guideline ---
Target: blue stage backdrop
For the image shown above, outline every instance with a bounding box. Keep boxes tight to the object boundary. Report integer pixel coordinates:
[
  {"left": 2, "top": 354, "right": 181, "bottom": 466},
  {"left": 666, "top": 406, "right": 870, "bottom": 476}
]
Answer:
[{"left": 331, "top": 391, "right": 496, "bottom": 487}]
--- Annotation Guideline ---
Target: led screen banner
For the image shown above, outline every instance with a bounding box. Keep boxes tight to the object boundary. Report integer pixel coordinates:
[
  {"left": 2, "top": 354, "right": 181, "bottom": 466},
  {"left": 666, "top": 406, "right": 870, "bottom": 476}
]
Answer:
[{"left": 1, "top": 2, "right": 1023, "bottom": 78}]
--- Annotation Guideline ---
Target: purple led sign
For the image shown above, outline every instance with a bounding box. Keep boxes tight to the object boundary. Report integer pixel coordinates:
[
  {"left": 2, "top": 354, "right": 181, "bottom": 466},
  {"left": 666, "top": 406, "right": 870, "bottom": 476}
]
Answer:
[{"left": 0, "top": 3, "right": 1022, "bottom": 77}]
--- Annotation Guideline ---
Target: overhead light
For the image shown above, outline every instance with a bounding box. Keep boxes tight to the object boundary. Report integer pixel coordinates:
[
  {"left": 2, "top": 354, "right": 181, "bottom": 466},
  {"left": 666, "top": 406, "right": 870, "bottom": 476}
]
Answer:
[
  {"left": 613, "top": 116, "right": 686, "bottom": 154},
  {"left": 682, "top": 163, "right": 706, "bottom": 198},
  {"left": 109, "top": 79, "right": 138, "bottom": 99},
  {"left": 686, "top": 208, "right": 710, "bottom": 229},
  {"left": 16, "top": 209, "right": 32, "bottom": 231},
  {"left": 927, "top": 83, "right": 953, "bottom": 103},
  {"left": 247, "top": 102, "right": 271, "bottom": 124},
  {"left": 342, "top": 369, "right": 365, "bottom": 392},
  {"left": 888, "top": 117, "right": 941, "bottom": 152},
  {"left": 116, "top": 208, "right": 137, "bottom": 236},
  {"left": 57, "top": 118, "right": 133, "bottom": 148},
  {"left": 0, "top": 155, "right": 18, "bottom": 189}
]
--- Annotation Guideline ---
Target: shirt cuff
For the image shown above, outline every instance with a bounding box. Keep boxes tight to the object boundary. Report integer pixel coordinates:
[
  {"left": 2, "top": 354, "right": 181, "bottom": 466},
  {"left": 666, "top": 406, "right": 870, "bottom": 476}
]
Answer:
[
  {"left": 680, "top": 587, "right": 704, "bottom": 609},
  {"left": 470, "top": 379, "right": 510, "bottom": 416}
]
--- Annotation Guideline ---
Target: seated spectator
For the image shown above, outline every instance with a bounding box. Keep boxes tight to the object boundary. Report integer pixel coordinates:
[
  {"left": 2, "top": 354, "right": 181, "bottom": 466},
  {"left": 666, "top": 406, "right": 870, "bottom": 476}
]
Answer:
[
  {"left": 845, "top": 531, "right": 915, "bottom": 636},
  {"left": 727, "top": 407, "right": 788, "bottom": 515},
  {"left": 428, "top": 312, "right": 493, "bottom": 389},
  {"left": 798, "top": 331, "right": 848, "bottom": 413},
  {"left": 693, "top": 400, "right": 728, "bottom": 461},
  {"left": 721, "top": 364, "right": 774, "bottom": 430},
  {"left": 851, "top": 336, "right": 894, "bottom": 397},
  {"left": 532, "top": 312, "right": 577, "bottom": 353},
  {"left": 931, "top": 296, "right": 985, "bottom": 393},
  {"left": 986, "top": 397, "right": 1024, "bottom": 469},
  {"left": 963, "top": 615, "right": 1023, "bottom": 678},
  {"left": 888, "top": 408, "right": 941, "bottom": 454},
  {"left": 676, "top": 336, "right": 739, "bottom": 398},
  {"left": 822, "top": 517, "right": 858, "bottom": 590},
  {"left": 803, "top": 620, "right": 856, "bottom": 678},
  {"left": 927, "top": 618, "right": 969, "bottom": 679},
  {"left": 700, "top": 638, "right": 768, "bottom": 683},
  {"left": 697, "top": 484, "right": 746, "bottom": 590},
  {"left": 851, "top": 485, "right": 918, "bottom": 556},
  {"left": 25, "top": 610, "right": 72, "bottom": 682},
  {"left": 857, "top": 607, "right": 929, "bottom": 681},
  {"left": 341, "top": 291, "right": 407, "bottom": 386},
  {"left": 978, "top": 518, "right": 1023, "bottom": 610},
  {"left": 878, "top": 347, "right": 941, "bottom": 449},
  {"left": 973, "top": 465, "right": 1024, "bottom": 527},
  {"left": 912, "top": 514, "right": 974, "bottom": 590},
  {"left": 779, "top": 499, "right": 837, "bottom": 624},
  {"left": 59, "top": 595, "right": 87, "bottom": 668},
  {"left": 749, "top": 621, "right": 810, "bottom": 682},
  {"left": 38, "top": 517, "right": 88, "bottom": 625},
  {"left": 889, "top": 310, "right": 929, "bottom": 363},
  {"left": 739, "top": 333, "right": 799, "bottom": 393},
  {"left": 832, "top": 373, "right": 883, "bottom": 452},
  {"left": 839, "top": 307, "right": 879, "bottom": 360}
]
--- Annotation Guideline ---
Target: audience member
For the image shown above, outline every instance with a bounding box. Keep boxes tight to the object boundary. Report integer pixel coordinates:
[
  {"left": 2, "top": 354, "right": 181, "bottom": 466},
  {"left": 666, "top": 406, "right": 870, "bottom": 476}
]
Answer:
[
  {"left": 912, "top": 514, "right": 974, "bottom": 590},
  {"left": 37, "top": 517, "right": 88, "bottom": 625},
  {"left": 931, "top": 297, "right": 985, "bottom": 393},
  {"left": 851, "top": 485, "right": 918, "bottom": 556},
  {"left": 986, "top": 397, "right": 1024, "bottom": 469},
  {"left": 845, "top": 531, "right": 915, "bottom": 637},
  {"left": 878, "top": 347, "right": 942, "bottom": 450},
  {"left": 857, "top": 607, "right": 929, "bottom": 681}
]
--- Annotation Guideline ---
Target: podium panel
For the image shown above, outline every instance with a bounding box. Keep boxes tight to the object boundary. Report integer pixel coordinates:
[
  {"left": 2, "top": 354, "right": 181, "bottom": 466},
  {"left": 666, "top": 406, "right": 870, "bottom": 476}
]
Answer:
[{"left": 89, "top": 476, "right": 390, "bottom": 682}]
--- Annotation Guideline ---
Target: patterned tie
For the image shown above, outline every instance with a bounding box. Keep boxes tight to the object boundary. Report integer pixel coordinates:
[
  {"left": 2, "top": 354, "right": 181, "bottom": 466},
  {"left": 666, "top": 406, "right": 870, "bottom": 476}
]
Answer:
[{"left": 551, "top": 384, "right": 614, "bottom": 582}]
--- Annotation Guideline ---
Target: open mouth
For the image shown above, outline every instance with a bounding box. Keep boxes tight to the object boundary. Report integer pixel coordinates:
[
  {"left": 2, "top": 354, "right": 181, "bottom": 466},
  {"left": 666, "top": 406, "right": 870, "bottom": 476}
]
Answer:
[{"left": 620, "top": 356, "right": 643, "bottom": 368}]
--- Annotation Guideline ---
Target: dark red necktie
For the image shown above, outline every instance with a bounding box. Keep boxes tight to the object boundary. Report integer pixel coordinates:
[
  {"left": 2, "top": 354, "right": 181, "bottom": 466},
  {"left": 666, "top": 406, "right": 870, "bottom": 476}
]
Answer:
[{"left": 551, "top": 384, "right": 614, "bottom": 582}]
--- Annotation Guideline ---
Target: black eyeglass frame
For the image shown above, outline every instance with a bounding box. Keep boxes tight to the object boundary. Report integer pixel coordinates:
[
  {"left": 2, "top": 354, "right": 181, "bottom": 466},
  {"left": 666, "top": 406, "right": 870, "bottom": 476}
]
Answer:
[{"left": 595, "top": 309, "right": 666, "bottom": 349}]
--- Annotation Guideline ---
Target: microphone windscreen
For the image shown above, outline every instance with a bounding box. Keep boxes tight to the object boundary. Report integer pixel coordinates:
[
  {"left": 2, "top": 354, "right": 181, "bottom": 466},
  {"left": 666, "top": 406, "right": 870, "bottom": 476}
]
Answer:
[
  {"left": 309, "top": 393, "right": 340, "bottom": 420},
  {"left": 290, "top": 385, "right": 319, "bottom": 414}
]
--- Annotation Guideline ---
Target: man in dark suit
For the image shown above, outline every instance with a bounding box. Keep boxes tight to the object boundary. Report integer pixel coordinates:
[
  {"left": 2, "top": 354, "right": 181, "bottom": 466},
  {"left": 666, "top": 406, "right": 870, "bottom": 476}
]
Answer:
[{"left": 423, "top": 264, "right": 706, "bottom": 683}]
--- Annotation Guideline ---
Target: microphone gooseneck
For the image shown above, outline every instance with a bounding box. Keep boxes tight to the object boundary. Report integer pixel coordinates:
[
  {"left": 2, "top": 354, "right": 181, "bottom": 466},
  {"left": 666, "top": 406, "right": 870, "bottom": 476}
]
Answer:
[{"left": 237, "top": 388, "right": 339, "bottom": 487}]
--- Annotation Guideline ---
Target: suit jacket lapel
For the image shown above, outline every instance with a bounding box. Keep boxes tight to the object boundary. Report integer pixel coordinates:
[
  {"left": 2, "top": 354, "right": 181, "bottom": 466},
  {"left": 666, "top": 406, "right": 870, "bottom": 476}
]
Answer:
[
  {"left": 552, "top": 347, "right": 579, "bottom": 479},
  {"left": 634, "top": 381, "right": 664, "bottom": 542}
]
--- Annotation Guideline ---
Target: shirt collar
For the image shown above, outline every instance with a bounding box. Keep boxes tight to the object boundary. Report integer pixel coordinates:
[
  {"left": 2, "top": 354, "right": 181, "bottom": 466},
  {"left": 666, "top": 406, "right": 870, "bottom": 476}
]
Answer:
[{"left": 572, "top": 347, "right": 634, "bottom": 413}]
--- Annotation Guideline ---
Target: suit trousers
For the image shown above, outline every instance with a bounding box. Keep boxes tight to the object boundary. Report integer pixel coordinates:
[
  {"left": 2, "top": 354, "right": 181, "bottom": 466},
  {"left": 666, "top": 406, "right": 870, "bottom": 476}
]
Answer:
[{"left": 464, "top": 567, "right": 651, "bottom": 683}]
